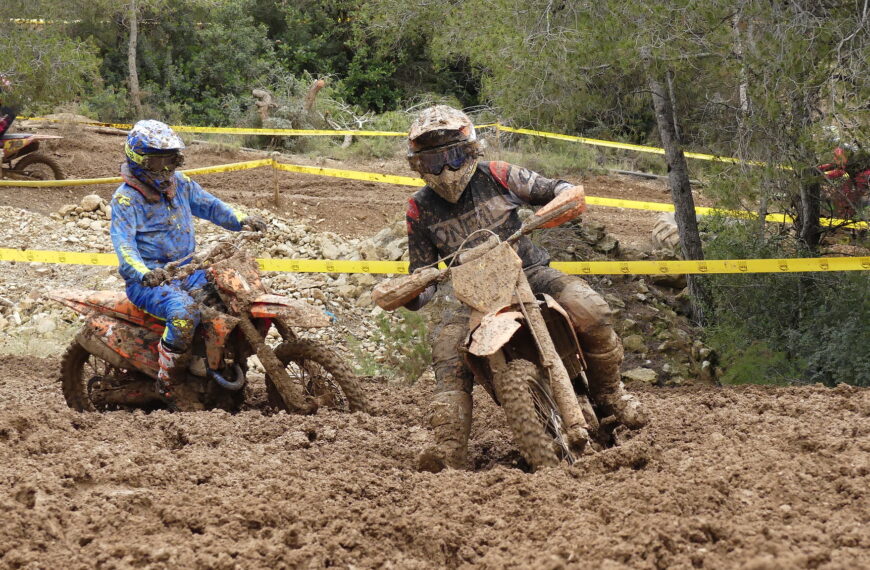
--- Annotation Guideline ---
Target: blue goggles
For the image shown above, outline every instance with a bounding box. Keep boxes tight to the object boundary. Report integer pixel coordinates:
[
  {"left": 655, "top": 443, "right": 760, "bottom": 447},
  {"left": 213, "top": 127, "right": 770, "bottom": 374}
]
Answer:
[{"left": 409, "top": 143, "right": 473, "bottom": 175}]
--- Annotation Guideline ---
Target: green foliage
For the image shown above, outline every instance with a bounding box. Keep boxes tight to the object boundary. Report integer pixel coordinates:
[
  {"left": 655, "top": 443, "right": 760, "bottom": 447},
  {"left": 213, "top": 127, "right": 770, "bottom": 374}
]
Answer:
[
  {"left": 0, "top": 4, "right": 101, "bottom": 111},
  {"left": 349, "top": 309, "right": 431, "bottom": 384},
  {"left": 702, "top": 216, "right": 870, "bottom": 387},
  {"left": 495, "top": 137, "right": 601, "bottom": 178}
]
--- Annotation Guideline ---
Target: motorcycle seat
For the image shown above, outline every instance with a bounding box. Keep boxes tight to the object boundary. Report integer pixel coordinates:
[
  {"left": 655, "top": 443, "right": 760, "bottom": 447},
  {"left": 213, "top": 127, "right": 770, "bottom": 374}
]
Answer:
[{"left": 48, "top": 289, "right": 166, "bottom": 332}]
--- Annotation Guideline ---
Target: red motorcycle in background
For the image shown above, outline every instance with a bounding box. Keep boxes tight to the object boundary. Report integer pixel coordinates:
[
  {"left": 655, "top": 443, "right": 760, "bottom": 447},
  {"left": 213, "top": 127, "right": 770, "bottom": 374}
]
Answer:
[{"left": 1, "top": 133, "right": 65, "bottom": 181}]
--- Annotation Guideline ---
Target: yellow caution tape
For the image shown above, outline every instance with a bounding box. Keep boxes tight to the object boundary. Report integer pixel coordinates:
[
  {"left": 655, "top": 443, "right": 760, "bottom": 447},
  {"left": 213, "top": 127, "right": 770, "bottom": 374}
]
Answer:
[
  {"left": 257, "top": 258, "right": 411, "bottom": 274},
  {"left": 496, "top": 124, "right": 775, "bottom": 167},
  {"left": 2, "top": 248, "right": 867, "bottom": 274},
  {"left": 0, "top": 176, "right": 122, "bottom": 188},
  {"left": 272, "top": 161, "right": 423, "bottom": 186},
  {"left": 183, "top": 158, "right": 274, "bottom": 176},
  {"left": 0, "top": 158, "right": 273, "bottom": 187},
  {"left": 1, "top": 155, "right": 863, "bottom": 229}
]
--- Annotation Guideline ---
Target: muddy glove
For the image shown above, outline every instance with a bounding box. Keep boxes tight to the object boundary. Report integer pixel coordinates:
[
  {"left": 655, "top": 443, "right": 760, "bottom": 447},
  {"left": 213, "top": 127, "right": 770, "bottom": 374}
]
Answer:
[
  {"left": 142, "top": 267, "right": 170, "bottom": 288},
  {"left": 242, "top": 214, "right": 268, "bottom": 232},
  {"left": 404, "top": 283, "right": 436, "bottom": 311}
]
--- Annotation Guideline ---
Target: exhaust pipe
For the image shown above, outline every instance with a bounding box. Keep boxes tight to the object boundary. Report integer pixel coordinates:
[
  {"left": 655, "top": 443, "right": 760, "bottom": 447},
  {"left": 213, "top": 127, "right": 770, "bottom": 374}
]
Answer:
[{"left": 208, "top": 363, "right": 246, "bottom": 391}]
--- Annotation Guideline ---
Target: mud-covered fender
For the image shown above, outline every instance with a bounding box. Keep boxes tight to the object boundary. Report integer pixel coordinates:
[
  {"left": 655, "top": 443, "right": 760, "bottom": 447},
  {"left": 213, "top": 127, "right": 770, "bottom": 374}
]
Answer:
[
  {"left": 468, "top": 310, "right": 525, "bottom": 356},
  {"left": 250, "top": 294, "right": 331, "bottom": 327},
  {"left": 80, "top": 314, "right": 161, "bottom": 378}
]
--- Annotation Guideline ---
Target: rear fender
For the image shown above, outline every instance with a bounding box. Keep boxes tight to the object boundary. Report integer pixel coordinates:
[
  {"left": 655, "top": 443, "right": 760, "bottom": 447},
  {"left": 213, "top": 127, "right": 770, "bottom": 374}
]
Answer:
[
  {"left": 81, "top": 314, "right": 161, "bottom": 378},
  {"left": 48, "top": 289, "right": 165, "bottom": 334},
  {"left": 250, "top": 294, "right": 331, "bottom": 327}
]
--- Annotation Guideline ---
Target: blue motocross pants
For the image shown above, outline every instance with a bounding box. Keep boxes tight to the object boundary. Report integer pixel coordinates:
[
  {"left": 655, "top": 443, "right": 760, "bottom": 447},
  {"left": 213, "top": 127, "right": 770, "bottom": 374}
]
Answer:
[{"left": 125, "top": 270, "right": 208, "bottom": 351}]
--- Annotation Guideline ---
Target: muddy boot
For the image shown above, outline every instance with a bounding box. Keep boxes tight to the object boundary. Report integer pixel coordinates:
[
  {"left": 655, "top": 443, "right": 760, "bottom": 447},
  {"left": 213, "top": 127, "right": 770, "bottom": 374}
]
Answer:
[
  {"left": 586, "top": 344, "right": 649, "bottom": 429},
  {"left": 156, "top": 341, "right": 190, "bottom": 410},
  {"left": 417, "top": 390, "right": 472, "bottom": 473}
]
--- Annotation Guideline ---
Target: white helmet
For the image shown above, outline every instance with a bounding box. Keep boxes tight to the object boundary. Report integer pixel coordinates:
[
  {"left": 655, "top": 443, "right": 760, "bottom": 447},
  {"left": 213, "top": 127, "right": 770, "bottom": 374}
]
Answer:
[{"left": 407, "top": 105, "right": 481, "bottom": 203}]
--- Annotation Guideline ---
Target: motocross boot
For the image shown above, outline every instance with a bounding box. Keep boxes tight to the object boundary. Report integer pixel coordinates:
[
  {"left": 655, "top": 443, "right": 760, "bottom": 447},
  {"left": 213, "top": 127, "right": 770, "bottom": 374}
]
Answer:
[
  {"left": 417, "top": 390, "right": 473, "bottom": 473},
  {"left": 585, "top": 341, "right": 650, "bottom": 429},
  {"left": 156, "top": 340, "right": 191, "bottom": 409}
]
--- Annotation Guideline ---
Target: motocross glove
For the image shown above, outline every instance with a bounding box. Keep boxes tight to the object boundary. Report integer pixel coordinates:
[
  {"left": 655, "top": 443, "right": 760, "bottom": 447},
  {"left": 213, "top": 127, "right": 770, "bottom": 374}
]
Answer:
[
  {"left": 142, "top": 267, "right": 170, "bottom": 288},
  {"left": 242, "top": 214, "right": 268, "bottom": 232},
  {"left": 404, "top": 283, "right": 436, "bottom": 311}
]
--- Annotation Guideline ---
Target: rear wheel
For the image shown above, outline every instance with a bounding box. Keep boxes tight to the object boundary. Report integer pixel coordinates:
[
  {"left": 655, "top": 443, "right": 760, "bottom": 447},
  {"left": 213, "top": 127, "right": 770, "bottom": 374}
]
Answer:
[
  {"left": 60, "top": 341, "right": 154, "bottom": 411},
  {"left": 492, "top": 359, "right": 561, "bottom": 471},
  {"left": 266, "top": 339, "right": 370, "bottom": 413},
  {"left": 10, "top": 153, "right": 64, "bottom": 181}
]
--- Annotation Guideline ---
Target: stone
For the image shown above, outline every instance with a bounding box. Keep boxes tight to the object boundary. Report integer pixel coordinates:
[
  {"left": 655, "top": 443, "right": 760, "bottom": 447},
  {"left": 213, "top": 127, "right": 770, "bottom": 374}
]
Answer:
[
  {"left": 594, "top": 235, "right": 619, "bottom": 255},
  {"left": 580, "top": 221, "right": 606, "bottom": 244},
  {"left": 604, "top": 294, "right": 625, "bottom": 309},
  {"left": 34, "top": 315, "right": 57, "bottom": 334},
  {"left": 649, "top": 273, "right": 687, "bottom": 289},
  {"left": 89, "top": 220, "right": 103, "bottom": 231},
  {"left": 76, "top": 218, "right": 92, "bottom": 230},
  {"left": 622, "top": 367, "right": 658, "bottom": 383},
  {"left": 622, "top": 334, "right": 646, "bottom": 353},
  {"left": 58, "top": 204, "right": 77, "bottom": 218},
  {"left": 318, "top": 235, "right": 341, "bottom": 260}
]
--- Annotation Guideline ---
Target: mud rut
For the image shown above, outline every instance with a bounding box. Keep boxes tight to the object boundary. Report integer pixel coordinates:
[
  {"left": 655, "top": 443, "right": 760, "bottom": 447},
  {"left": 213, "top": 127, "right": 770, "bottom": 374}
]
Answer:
[
  {"left": 1, "top": 130, "right": 869, "bottom": 567},
  {"left": 1, "top": 353, "right": 867, "bottom": 568}
]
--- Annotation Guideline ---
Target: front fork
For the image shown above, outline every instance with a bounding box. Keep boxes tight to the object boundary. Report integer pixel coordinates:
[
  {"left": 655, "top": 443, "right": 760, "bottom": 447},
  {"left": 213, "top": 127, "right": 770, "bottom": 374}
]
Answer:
[
  {"left": 512, "top": 278, "right": 592, "bottom": 454},
  {"left": 236, "top": 313, "right": 314, "bottom": 413}
]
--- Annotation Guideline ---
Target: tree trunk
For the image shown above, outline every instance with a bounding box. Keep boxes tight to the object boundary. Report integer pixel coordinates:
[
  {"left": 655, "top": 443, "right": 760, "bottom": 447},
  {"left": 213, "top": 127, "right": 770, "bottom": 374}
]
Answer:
[
  {"left": 798, "top": 168, "right": 822, "bottom": 250},
  {"left": 645, "top": 58, "right": 707, "bottom": 323},
  {"left": 127, "top": 0, "right": 143, "bottom": 118}
]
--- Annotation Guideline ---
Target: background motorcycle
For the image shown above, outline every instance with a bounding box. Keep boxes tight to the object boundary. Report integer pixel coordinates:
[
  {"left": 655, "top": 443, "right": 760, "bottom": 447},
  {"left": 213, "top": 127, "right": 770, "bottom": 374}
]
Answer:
[{"left": 1, "top": 133, "right": 65, "bottom": 181}]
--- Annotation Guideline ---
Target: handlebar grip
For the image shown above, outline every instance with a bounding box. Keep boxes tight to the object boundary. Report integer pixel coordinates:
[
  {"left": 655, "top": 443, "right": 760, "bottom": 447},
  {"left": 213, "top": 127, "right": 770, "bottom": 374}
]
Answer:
[{"left": 372, "top": 267, "right": 441, "bottom": 311}]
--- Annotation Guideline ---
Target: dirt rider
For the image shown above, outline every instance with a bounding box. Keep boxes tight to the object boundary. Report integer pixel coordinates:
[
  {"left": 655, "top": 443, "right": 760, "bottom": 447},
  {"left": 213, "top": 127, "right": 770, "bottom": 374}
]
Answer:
[
  {"left": 110, "top": 120, "right": 267, "bottom": 405},
  {"left": 818, "top": 143, "right": 869, "bottom": 220},
  {"left": 403, "top": 105, "right": 649, "bottom": 471},
  {"left": 0, "top": 76, "right": 17, "bottom": 139}
]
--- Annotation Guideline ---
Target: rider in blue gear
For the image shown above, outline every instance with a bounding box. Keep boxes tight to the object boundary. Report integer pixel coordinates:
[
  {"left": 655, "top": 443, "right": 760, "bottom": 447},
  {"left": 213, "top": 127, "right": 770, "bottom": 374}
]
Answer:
[{"left": 109, "top": 120, "right": 267, "bottom": 402}]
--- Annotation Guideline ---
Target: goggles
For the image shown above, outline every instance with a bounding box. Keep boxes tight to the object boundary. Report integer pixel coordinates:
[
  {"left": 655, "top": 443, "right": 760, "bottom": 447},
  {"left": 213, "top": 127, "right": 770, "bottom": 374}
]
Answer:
[
  {"left": 126, "top": 144, "right": 185, "bottom": 172},
  {"left": 143, "top": 152, "right": 185, "bottom": 172},
  {"left": 408, "top": 142, "right": 473, "bottom": 175}
]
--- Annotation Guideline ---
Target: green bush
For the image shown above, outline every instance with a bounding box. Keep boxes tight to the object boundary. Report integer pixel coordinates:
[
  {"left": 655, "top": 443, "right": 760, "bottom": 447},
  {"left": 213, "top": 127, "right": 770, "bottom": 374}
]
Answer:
[
  {"left": 702, "top": 216, "right": 870, "bottom": 387},
  {"left": 349, "top": 308, "right": 432, "bottom": 383}
]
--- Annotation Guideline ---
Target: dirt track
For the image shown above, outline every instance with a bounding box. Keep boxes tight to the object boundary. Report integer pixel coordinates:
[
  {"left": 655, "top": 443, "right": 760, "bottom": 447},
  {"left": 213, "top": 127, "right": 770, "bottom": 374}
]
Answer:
[
  {"left": 2, "top": 127, "right": 869, "bottom": 568},
  {"left": 2, "top": 353, "right": 868, "bottom": 568}
]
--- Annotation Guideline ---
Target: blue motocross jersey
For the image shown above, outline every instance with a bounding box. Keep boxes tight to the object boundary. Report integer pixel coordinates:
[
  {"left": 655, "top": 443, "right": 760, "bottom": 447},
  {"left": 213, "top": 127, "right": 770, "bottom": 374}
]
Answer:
[{"left": 110, "top": 172, "right": 247, "bottom": 284}]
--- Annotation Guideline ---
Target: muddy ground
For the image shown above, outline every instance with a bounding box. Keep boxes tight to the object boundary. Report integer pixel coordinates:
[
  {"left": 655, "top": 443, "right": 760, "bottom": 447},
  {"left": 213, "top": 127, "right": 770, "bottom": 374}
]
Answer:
[
  {"left": 1, "top": 125, "right": 868, "bottom": 568},
  {"left": 2, "top": 354, "right": 868, "bottom": 568}
]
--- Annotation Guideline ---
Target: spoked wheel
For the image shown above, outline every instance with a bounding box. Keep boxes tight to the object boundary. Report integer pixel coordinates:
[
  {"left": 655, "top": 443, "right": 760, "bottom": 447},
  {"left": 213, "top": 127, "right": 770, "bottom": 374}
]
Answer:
[
  {"left": 492, "top": 359, "right": 561, "bottom": 471},
  {"left": 9, "top": 153, "right": 65, "bottom": 181},
  {"left": 61, "top": 342, "right": 155, "bottom": 411},
  {"left": 266, "top": 338, "right": 370, "bottom": 413}
]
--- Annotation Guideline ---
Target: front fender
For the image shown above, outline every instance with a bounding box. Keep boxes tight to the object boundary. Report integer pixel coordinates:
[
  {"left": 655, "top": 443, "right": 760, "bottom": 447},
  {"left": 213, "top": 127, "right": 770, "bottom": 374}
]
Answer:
[
  {"left": 250, "top": 294, "right": 331, "bottom": 327},
  {"left": 467, "top": 311, "right": 524, "bottom": 357}
]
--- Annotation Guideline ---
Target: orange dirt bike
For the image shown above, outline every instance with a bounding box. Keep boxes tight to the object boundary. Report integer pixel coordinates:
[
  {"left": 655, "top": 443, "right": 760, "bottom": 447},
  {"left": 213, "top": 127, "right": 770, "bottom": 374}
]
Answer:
[
  {"left": 373, "top": 188, "right": 618, "bottom": 470},
  {"left": 1, "top": 133, "right": 65, "bottom": 181},
  {"left": 49, "top": 241, "right": 369, "bottom": 414}
]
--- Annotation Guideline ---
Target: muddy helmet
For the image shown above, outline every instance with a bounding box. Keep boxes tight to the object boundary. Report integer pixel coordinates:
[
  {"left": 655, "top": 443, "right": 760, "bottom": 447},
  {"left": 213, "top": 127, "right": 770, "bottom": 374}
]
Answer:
[
  {"left": 407, "top": 105, "right": 481, "bottom": 203},
  {"left": 124, "top": 120, "right": 186, "bottom": 192},
  {"left": 125, "top": 120, "right": 186, "bottom": 171}
]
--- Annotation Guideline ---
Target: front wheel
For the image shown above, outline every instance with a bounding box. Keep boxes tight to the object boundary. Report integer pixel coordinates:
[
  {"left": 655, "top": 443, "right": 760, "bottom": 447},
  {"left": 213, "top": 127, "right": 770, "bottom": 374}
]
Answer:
[
  {"left": 10, "top": 153, "right": 65, "bottom": 181},
  {"left": 266, "top": 338, "right": 370, "bottom": 414},
  {"left": 492, "top": 359, "right": 561, "bottom": 471}
]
